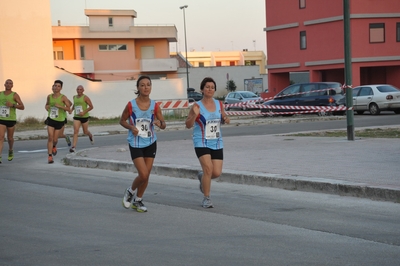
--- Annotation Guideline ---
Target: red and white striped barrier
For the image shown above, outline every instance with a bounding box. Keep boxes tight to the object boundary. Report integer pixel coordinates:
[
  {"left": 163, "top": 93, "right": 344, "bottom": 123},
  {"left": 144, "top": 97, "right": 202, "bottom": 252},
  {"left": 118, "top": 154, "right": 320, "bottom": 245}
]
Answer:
[
  {"left": 156, "top": 99, "right": 189, "bottom": 109},
  {"left": 225, "top": 104, "right": 353, "bottom": 117}
]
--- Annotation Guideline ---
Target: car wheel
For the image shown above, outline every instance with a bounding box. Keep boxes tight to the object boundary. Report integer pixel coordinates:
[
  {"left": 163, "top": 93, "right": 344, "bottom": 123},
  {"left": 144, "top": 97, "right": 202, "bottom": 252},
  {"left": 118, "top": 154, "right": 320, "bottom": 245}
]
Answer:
[
  {"left": 369, "top": 103, "right": 380, "bottom": 115},
  {"left": 241, "top": 106, "right": 247, "bottom": 111},
  {"left": 356, "top": 111, "right": 364, "bottom": 115}
]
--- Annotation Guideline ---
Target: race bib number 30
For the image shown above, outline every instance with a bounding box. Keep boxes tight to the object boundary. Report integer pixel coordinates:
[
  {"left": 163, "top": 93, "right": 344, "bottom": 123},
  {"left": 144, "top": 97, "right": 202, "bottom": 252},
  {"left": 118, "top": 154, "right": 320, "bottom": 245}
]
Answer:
[
  {"left": 205, "top": 119, "right": 221, "bottom": 139},
  {"left": 0, "top": 106, "right": 10, "bottom": 118},
  {"left": 136, "top": 118, "right": 152, "bottom": 138}
]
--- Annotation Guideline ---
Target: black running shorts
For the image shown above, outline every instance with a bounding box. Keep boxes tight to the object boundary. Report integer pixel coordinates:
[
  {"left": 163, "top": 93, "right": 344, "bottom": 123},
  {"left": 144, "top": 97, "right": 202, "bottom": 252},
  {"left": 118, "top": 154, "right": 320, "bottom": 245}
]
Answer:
[
  {"left": 129, "top": 141, "right": 157, "bottom": 160},
  {"left": 195, "top": 147, "right": 223, "bottom": 160}
]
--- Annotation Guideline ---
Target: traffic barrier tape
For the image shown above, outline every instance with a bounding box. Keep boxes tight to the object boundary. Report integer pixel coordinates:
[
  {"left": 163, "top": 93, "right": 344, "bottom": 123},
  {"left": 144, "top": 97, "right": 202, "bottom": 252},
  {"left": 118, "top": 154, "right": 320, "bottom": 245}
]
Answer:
[
  {"left": 224, "top": 86, "right": 344, "bottom": 108},
  {"left": 156, "top": 99, "right": 189, "bottom": 109}
]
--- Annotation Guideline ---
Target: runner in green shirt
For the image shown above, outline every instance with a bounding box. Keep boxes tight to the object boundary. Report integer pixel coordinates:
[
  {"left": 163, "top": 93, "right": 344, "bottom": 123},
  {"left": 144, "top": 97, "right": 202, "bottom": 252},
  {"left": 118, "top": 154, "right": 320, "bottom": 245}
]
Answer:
[{"left": 0, "top": 79, "right": 25, "bottom": 163}]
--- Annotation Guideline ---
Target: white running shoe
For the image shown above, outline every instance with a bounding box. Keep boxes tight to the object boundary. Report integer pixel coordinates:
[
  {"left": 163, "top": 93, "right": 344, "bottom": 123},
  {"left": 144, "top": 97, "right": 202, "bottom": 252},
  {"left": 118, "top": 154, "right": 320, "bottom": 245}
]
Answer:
[
  {"left": 202, "top": 196, "right": 214, "bottom": 208},
  {"left": 122, "top": 187, "right": 134, "bottom": 209}
]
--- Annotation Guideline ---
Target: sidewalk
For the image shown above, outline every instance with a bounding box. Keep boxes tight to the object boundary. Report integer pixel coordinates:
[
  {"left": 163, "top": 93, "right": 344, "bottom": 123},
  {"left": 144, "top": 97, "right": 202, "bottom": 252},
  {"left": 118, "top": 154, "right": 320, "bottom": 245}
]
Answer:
[{"left": 14, "top": 116, "right": 400, "bottom": 203}]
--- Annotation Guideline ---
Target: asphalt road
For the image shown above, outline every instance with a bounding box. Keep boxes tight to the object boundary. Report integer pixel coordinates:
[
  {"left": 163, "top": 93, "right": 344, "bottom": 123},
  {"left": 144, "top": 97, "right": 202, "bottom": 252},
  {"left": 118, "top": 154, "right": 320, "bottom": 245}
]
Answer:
[
  {"left": 1, "top": 113, "right": 400, "bottom": 265},
  {"left": 1, "top": 155, "right": 400, "bottom": 265}
]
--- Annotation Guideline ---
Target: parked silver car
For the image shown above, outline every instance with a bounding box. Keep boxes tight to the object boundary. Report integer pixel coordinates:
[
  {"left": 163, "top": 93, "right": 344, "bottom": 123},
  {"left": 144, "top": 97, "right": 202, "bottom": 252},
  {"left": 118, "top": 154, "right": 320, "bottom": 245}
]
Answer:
[
  {"left": 224, "top": 91, "right": 264, "bottom": 110},
  {"left": 352, "top": 84, "right": 400, "bottom": 115}
]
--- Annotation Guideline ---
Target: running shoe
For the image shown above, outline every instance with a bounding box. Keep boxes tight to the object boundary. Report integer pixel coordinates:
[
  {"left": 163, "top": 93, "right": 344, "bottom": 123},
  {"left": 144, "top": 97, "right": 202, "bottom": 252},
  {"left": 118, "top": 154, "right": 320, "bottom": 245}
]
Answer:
[
  {"left": 202, "top": 196, "right": 214, "bottom": 208},
  {"left": 69, "top": 147, "right": 76, "bottom": 153},
  {"left": 65, "top": 135, "right": 71, "bottom": 147},
  {"left": 8, "top": 150, "right": 14, "bottom": 161},
  {"left": 48, "top": 155, "right": 54, "bottom": 164},
  {"left": 122, "top": 187, "right": 134, "bottom": 209},
  {"left": 89, "top": 136, "right": 94, "bottom": 145},
  {"left": 52, "top": 146, "right": 57, "bottom": 156},
  {"left": 132, "top": 199, "right": 147, "bottom": 212},
  {"left": 197, "top": 171, "right": 203, "bottom": 193}
]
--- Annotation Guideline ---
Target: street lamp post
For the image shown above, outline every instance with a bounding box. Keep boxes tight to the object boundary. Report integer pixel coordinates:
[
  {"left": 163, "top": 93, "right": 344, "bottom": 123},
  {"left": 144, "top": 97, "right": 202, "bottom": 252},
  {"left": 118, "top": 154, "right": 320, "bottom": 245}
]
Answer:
[{"left": 180, "top": 5, "right": 189, "bottom": 90}]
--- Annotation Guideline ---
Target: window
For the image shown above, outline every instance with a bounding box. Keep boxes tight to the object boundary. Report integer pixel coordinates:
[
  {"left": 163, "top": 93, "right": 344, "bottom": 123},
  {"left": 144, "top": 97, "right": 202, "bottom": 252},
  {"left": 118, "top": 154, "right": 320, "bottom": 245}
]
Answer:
[
  {"left": 53, "top": 47, "right": 64, "bottom": 60},
  {"left": 99, "top": 44, "right": 127, "bottom": 51},
  {"left": 300, "top": 31, "right": 307, "bottom": 50},
  {"left": 229, "top": 61, "right": 235, "bottom": 66},
  {"left": 369, "top": 23, "right": 385, "bottom": 43},
  {"left": 245, "top": 60, "right": 256, "bottom": 66},
  {"left": 80, "top": 45, "right": 85, "bottom": 59},
  {"left": 302, "top": 83, "right": 318, "bottom": 96},
  {"left": 216, "top": 61, "right": 222, "bottom": 66},
  {"left": 397, "top": 23, "right": 400, "bottom": 42},
  {"left": 108, "top": 17, "right": 113, "bottom": 27},
  {"left": 299, "top": 0, "right": 306, "bottom": 9},
  {"left": 280, "top": 84, "right": 301, "bottom": 98},
  {"left": 359, "top": 87, "right": 373, "bottom": 97},
  {"left": 198, "top": 62, "right": 204, "bottom": 67}
]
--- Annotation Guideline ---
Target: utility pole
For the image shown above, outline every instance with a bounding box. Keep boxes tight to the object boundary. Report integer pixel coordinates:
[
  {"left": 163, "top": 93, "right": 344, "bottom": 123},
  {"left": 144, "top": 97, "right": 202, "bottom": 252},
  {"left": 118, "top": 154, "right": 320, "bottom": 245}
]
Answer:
[
  {"left": 344, "top": 0, "right": 354, "bottom": 140},
  {"left": 180, "top": 5, "right": 189, "bottom": 90}
]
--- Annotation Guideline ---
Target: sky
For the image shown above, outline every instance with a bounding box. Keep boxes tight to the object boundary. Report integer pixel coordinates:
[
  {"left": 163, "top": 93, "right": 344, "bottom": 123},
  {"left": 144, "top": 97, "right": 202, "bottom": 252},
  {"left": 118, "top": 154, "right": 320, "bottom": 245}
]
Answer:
[{"left": 50, "top": 0, "right": 267, "bottom": 54}]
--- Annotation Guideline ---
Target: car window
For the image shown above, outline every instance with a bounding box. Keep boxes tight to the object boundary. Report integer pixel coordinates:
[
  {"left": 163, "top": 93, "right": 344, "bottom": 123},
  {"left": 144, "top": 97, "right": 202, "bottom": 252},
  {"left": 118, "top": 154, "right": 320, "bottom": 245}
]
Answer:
[
  {"left": 359, "top": 87, "right": 373, "bottom": 96},
  {"left": 280, "top": 84, "right": 300, "bottom": 98},
  {"left": 352, "top": 87, "right": 361, "bottom": 97},
  {"left": 241, "top": 92, "right": 258, "bottom": 98},
  {"left": 235, "top": 93, "right": 242, "bottom": 99},
  {"left": 302, "top": 84, "right": 318, "bottom": 97},
  {"left": 376, "top": 85, "right": 400, "bottom": 93},
  {"left": 325, "top": 83, "right": 343, "bottom": 95},
  {"left": 226, "top": 93, "right": 233, "bottom": 99}
]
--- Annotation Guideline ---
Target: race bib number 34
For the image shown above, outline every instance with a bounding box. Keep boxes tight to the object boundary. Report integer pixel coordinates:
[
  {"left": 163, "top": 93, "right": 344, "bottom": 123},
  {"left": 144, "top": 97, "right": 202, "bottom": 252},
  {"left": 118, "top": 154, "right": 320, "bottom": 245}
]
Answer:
[
  {"left": 205, "top": 119, "right": 220, "bottom": 139},
  {"left": 136, "top": 118, "right": 152, "bottom": 138}
]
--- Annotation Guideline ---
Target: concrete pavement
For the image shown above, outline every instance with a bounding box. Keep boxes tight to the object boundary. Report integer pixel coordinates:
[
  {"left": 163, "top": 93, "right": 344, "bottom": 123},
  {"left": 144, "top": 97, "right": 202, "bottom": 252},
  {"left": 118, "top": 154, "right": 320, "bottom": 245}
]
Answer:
[{"left": 13, "top": 116, "right": 400, "bottom": 203}]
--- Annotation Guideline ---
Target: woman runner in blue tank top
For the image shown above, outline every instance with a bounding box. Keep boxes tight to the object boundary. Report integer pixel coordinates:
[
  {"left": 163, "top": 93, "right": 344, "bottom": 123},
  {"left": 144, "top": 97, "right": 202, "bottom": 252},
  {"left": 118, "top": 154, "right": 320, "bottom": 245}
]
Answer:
[
  {"left": 185, "top": 77, "right": 230, "bottom": 208},
  {"left": 120, "top": 76, "right": 166, "bottom": 212}
]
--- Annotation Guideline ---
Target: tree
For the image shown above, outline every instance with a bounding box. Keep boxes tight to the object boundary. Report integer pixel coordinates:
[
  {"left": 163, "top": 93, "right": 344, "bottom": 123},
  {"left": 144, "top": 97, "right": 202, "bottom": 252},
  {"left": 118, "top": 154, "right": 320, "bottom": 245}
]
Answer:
[{"left": 226, "top": 80, "right": 237, "bottom": 92}]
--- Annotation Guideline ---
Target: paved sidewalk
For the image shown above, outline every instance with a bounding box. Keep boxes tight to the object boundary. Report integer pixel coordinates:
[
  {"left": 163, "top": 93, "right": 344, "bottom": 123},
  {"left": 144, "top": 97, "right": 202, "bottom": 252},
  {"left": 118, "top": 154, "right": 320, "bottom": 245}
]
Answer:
[{"left": 14, "top": 116, "right": 400, "bottom": 203}]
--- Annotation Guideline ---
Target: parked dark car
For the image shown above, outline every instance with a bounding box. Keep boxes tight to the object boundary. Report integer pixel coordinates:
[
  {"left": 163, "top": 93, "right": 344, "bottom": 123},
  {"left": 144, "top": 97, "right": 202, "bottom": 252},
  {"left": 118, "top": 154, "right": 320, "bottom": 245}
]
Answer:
[
  {"left": 187, "top": 88, "right": 203, "bottom": 102},
  {"left": 261, "top": 82, "right": 346, "bottom": 116},
  {"left": 224, "top": 91, "right": 264, "bottom": 110}
]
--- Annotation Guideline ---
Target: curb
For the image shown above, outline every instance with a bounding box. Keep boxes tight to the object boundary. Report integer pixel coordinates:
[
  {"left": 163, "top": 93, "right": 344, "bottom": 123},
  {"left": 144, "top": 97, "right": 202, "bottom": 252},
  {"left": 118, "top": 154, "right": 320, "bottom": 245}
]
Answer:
[{"left": 64, "top": 153, "right": 400, "bottom": 204}]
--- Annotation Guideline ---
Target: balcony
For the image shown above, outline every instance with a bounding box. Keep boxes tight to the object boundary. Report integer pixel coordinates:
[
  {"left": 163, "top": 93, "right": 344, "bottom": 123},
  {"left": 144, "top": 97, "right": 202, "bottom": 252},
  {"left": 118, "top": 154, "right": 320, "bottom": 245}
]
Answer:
[
  {"left": 54, "top": 60, "right": 94, "bottom": 73},
  {"left": 140, "top": 58, "right": 178, "bottom": 72}
]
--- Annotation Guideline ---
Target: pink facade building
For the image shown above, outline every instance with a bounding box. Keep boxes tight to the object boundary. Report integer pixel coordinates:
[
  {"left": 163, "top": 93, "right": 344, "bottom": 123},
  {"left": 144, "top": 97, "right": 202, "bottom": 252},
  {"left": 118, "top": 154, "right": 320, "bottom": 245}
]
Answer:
[
  {"left": 264, "top": 0, "right": 400, "bottom": 98},
  {"left": 52, "top": 9, "right": 178, "bottom": 81}
]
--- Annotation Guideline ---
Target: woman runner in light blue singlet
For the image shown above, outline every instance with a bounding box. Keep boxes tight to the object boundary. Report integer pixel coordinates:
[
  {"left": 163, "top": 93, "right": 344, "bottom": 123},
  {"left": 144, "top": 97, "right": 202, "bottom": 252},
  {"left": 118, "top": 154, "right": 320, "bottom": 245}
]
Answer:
[
  {"left": 185, "top": 77, "right": 230, "bottom": 208},
  {"left": 120, "top": 76, "right": 166, "bottom": 212}
]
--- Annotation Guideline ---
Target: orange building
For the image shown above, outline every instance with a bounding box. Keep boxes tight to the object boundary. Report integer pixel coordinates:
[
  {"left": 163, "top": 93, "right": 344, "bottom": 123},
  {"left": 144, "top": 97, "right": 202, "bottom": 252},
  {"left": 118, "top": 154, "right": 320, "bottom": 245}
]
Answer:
[
  {"left": 264, "top": 0, "right": 400, "bottom": 98},
  {"left": 52, "top": 9, "right": 178, "bottom": 81}
]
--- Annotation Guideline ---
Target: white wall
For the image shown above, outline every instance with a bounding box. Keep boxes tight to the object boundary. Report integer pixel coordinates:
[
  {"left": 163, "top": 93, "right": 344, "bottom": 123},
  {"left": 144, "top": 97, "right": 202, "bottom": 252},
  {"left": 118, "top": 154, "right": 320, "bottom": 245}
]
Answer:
[
  {"left": 0, "top": 0, "right": 185, "bottom": 121},
  {"left": 0, "top": 0, "right": 55, "bottom": 114},
  {"left": 19, "top": 68, "right": 186, "bottom": 120},
  {"left": 179, "top": 65, "right": 268, "bottom": 97}
]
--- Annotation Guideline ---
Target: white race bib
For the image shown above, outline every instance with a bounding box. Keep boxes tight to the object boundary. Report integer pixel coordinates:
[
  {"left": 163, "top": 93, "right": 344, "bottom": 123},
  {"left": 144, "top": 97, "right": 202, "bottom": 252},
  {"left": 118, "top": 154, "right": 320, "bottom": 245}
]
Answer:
[
  {"left": 0, "top": 106, "right": 10, "bottom": 118},
  {"left": 75, "top": 105, "right": 83, "bottom": 114},
  {"left": 205, "top": 119, "right": 221, "bottom": 139},
  {"left": 136, "top": 118, "right": 152, "bottom": 138},
  {"left": 50, "top": 107, "right": 59, "bottom": 119}
]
